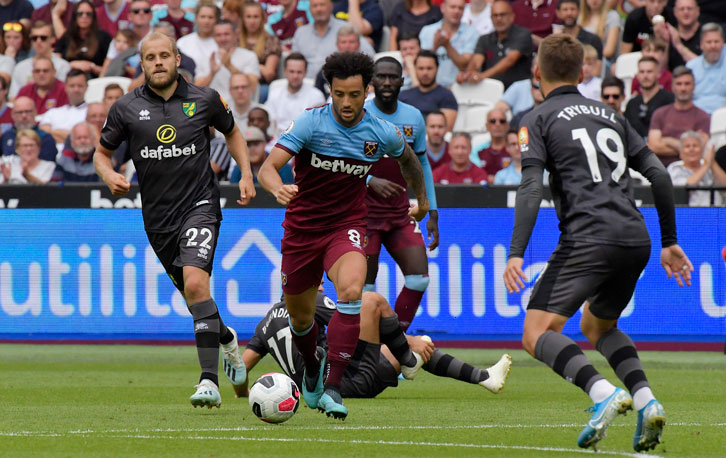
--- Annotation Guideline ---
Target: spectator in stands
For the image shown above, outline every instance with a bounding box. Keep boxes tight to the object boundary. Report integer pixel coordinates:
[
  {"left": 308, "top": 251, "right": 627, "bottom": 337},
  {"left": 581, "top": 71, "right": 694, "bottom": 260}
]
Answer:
[
  {"left": 425, "top": 110, "right": 450, "bottom": 169},
  {"left": 579, "top": 0, "right": 621, "bottom": 69},
  {"left": 495, "top": 60, "right": 536, "bottom": 117},
  {"left": 333, "top": 0, "right": 384, "bottom": 50},
  {"left": 686, "top": 22, "right": 726, "bottom": 114},
  {"left": 399, "top": 50, "right": 458, "bottom": 131},
  {"left": 96, "top": 0, "right": 130, "bottom": 37},
  {"left": 177, "top": 2, "right": 220, "bottom": 71},
  {"left": 648, "top": 65, "right": 710, "bottom": 166},
  {"left": 10, "top": 22, "right": 70, "bottom": 99},
  {"left": 17, "top": 56, "right": 68, "bottom": 115},
  {"left": 511, "top": 0, "right": 558, "bottom": 47},
  {"left": 229, "top": 125, "right": 295, "bottom": 183},
  {"left": 3, "top": 21, "right": 30, "bottom": 63},
  {"left": 667, "top": 131, "right": 725, "bottom": 206},
  {"left": 39, "top": 69, "right": 88, "bottom": 144},
  {"left": 229, "top": 73, "right": 256, "bottom": 130},
  {"left": 1, "top": 96, "right": 57, "bottom": 161},
  {"left": 239, "top": 1, "right": 282, "bottom": 103},
  {"left": 292, "top": 0, "right": 375, "bottom": 78},
  {"left": 103, "top": 83, "right": 124, "bottom": 109},
  {"left": 458, "top": 0, "right": 532, "bottom": 89},
  {"left": 654, "top": 0, "right": 701, "bottom": 70},
  {"left": 624, "top": 56, "right": 674, "bottom": 138},
  {"left": 631, "top": 37, "right": 672, "bottom": 96},
  {"left": 433, "top": 132, "right": 488, "bottom": 184},
  {"left": 418, "top": 0, "right": 478, "bottom": 88},
  {"left": 462, "top": 0, "right": 493, "bottom": 36},
  {"left": 145, "top": 21, "right": 196, "bottom": 78},
  {"left": 103, "top": 0, "right": 152, "bottom": 67},
  {"left": 621, "top": 0, "right": 669, "bottom": 54},
  {"left": 100, "top": 29, "right": 139, "bottom": 77},
  {"left": 314, "top": 25, "right": 360, "bottom": 98},
  {"left": 194, "top": 19, "right": 261, "bottom": 105},
  {"left": 388, "top": 0, "right": 442, "bottom": 51},
  {"left": 555, "top": 0, "right": 603, "bottom": 69},
  {"left": 0, "top": 76, "right": 12, "bottom": 134},
  {"left": 151, "top": 0, "right": 195, "bottom": 39},
  {"left": 600, "top": 75, "right": 625, "bottom": 115},
  {"left": 267, "top": 53, "right": 325, "bottom": 132},
  {"left": 493, "top": 128, "right": 521, "bottom": 185},
  {"left": 247, "top": 105, "right": 276, "bottom": 152},
  {"left": 268, "top": 0, "right": 310, "bottom": 52},
  {"left": 475, "top": 108, "right": 509, "bottom": 181},
  {"left": 53, "top": 121, "right": 99, "bottom": 182},
  {"left": 222, "top": 0, "right": 243, "bottom": 31},
  {"left": 34, "top": 1, "right": 74, "bottom": 38},
  {"left": 54, "top": 0, "right": 113, "bottom": 77},
  {"left": 0, "top": 0, "right": 32, "bottom": 30},
  {"left": 85, "top": 102, "right": 107, "bottom": 134},
  {"left": 578, "top": 45, "right": 602, "bottom": 101},
  {"left": 0, "top": 129, "right": 55, "bottom": 184},
  {"left": 509, "top": 76, "right": 543, "bottom": 129},
  {"left": 399, "top": 32, "right": 421, "bottom": 89}
]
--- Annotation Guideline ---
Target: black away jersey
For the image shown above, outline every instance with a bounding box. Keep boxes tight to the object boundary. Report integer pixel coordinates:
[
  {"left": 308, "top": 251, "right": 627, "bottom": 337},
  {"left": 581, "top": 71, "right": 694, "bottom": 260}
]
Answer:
[{"left": 100, "top": 76, "right": 235, "bottom": 233}]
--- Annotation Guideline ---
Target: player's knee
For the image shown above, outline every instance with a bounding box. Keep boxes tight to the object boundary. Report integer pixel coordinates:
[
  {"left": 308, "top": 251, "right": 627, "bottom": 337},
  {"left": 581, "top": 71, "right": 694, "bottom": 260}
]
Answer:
[
  {"left": 337, "top": 283, "right": 363, "bottom": 302},
  {"left": 183, "top": 275, "right": 209, "bottom": 302},
  {"left": 521, "top": 330, "right": 539, "bottom": 357},
  {"left": 404, "top": 274, "right": 429, "bottom": 292}
]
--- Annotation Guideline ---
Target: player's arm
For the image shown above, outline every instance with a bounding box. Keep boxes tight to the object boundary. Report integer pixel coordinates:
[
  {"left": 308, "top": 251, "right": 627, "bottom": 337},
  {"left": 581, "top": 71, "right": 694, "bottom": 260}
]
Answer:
[
  {"left": 258, "top": 146, "right": 298, "bottom": 206},
  {"left": 235, "top": 348, "right": 263, "bottom": 398},
  {"left": 395, "top": 142, "right": 429, "bottom": 221},
  {"left": 224, "top": 124, "right": 256, "bottom": 206},
  {"left": 503, "top": 162, "right": 544, "bottom": 293},
  {"left": 416, "top": 149, "right": 439, "bottom": 250},
  {"left": 94, "top": 144, "right": 130, "bottom": 196}
]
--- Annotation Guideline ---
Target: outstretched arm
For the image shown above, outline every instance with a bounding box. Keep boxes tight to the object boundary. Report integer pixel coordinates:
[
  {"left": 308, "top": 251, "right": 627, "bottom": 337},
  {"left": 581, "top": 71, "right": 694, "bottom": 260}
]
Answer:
[
  {"left": 235, "top": 348, "right": 263, "bottom": 398},
  {"left": 395, "top": 143, "right": 428, "bottom": 221}
]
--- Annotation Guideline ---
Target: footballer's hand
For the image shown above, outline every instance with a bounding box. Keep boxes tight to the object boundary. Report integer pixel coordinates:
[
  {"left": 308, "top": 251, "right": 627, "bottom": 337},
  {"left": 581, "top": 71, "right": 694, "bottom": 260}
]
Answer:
[
  {"left": 426, "top": 209, "right": 439, "bottom": 250},
  {"left": 368, "top": 176, "right": 405, "bottom": 199},
  {"left": 409, "top": 336, "right": 434, "bottom": 362},
  {"left": 274, "top": 184, "right": 298, "bottom": 206},
  {"left": 237, "top": 174, "right": 256, "bottom": 206},
  {"left": 408, "top": 200, "right": 429, "bottom": 221},
  {"left": 503, "top": 257, "right": 527, "bottom": 293},
  {"left": 105, "top": 172, "right": 130, "bottom": 196},
  {"left": 661, "top": 244, "right": 693, "bottom": 287}
]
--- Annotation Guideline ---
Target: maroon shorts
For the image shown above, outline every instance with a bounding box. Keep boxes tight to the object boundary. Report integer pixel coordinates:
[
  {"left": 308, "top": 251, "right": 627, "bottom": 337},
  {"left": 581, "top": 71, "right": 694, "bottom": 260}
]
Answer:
[
  {"left": 365, "top": 217, "right": 425, "bottom": 257},
  {"left": 281, "top": 224, "right": 366, "bottom": 294}
]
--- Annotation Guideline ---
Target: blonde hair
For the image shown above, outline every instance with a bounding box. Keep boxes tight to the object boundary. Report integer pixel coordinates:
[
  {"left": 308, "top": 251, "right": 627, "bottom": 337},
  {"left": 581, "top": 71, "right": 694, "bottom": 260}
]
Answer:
[
  {"left": 239, "top": 1, "right": 268, "bottom": 60},
  {"left": 15, "top": 129, "right": 41, "bottom": 149},
  {"left": 579, "top": 0, "right": 608, "bottom": 39},
  {"left": 583, "top": 44, "right": 598, "bottom": 60}
]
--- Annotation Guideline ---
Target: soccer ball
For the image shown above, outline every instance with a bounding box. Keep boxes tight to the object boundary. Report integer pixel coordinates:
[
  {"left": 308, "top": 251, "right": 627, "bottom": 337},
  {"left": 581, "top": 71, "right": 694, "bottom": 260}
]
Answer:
[{"left": 248, "top": 372, "right": 300, "bottom": 424}]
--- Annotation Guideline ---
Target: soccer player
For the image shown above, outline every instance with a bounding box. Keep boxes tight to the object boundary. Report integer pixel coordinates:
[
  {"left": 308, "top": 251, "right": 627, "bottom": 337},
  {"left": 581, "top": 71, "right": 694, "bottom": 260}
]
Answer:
[
  {"left": 257, "top": 51, "right": 429, "bottom": 420},
  {"left": 93, "top": 32, "right": 256, "bottom": 409},
  {"left": 363, "top": 56, "right": 439, "bottom": 332},
  {"left": 503, "top": 34, "right": 693, "bottom": 452},
  {"left": 236, "top": 289, "right": 512, "bottom": 399}
]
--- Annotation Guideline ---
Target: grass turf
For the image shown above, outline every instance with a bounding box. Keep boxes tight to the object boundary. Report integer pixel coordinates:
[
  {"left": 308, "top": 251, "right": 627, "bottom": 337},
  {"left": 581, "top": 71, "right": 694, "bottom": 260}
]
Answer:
[{"left": 0, "top": 345, "right": 724, "bottom": 457}]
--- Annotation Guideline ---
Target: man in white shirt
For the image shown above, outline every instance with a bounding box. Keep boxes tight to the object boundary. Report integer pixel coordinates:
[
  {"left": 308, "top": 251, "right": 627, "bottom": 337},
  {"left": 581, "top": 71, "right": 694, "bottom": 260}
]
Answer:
[
  {"left": 229, "top": 73, "right": 257, "bottom": 131},
  {"left": 266, "top": 53, "right": 325, "bottom": 132},
  {"left": 177, "top": 2, "right": 220, "bottom": 71},
  {"left": 39, "top": 69, "right": 89, "bottom": 144},
  {"left": 10, "top": 21, "right": 70, "bottom": 99},
  {"left": 193, "top": 19, "right": 260, "bottom": 104}
]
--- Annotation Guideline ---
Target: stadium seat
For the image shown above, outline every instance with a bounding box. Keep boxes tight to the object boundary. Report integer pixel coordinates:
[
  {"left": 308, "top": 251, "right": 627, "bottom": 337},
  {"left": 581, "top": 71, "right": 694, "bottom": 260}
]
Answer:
[
  {"left": 710, "top": 107, "right": 726, "bottom": 149},
  {"left": 379, "top": 26, "right": 391, "bottom": 52},
  {"left": 84, "top": 76, "right": 131, "bottom": 103},
  {"left": 453, "top": 103, "right": 493, "bottom": 134},
  {"left": 373, "top": 50, "right": 403, "bottom": 64},
  {"left": 451, "top": 79, "right": 505, "bottom": 106},
  {"left": 614, "top": 51, "right": 642, "bottom": 104}
]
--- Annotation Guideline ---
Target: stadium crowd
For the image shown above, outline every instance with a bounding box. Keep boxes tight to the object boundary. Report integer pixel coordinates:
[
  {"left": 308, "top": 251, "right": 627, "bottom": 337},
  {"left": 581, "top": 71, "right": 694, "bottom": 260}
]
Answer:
[{"left": 0, "top": 0, "right": 724, "bottom": 205}]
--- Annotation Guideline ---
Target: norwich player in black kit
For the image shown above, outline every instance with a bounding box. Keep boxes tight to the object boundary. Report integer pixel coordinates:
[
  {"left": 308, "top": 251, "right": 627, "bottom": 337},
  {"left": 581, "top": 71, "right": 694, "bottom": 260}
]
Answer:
[
  {"left": 94, "top": 32, "right": 256, "bottom": 409},
  {"left": 503, "top": 35, "right": 693, "bottom": 453}
]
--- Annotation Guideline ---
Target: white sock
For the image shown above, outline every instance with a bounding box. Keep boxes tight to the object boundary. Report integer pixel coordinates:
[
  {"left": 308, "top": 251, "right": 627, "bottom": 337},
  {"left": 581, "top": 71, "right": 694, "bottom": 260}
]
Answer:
[
  {"left": 633, "top": 387, "right": 655, "bottom": 411},
  {"left": 588, "top": 379, "right": 617, "bottom": 404}
]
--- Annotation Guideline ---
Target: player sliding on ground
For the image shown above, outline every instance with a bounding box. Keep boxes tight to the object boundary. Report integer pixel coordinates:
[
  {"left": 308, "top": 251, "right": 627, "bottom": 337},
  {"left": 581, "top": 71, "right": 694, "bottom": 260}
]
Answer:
[
  {"left": 503, "top": 34, "right": 693, "bottom": 452},
  {"left": 258, "top": 51, "right": 429, "bottom": 420},
  {"left": 233, "top": 289, "right": 512, "bottom": 400}
]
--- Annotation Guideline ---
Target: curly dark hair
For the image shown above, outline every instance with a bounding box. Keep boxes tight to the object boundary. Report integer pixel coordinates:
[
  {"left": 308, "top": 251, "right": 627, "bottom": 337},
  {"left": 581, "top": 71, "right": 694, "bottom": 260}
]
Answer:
[{"left": 323, "top": 51, "right": 374, "bottom": 89}]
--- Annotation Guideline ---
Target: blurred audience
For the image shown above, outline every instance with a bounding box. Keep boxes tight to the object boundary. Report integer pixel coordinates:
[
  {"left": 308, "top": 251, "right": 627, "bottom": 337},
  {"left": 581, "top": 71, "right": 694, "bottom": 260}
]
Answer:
[
  {"left": 667, "top": 131, "right": 725, "bottom": 206},
  {"left": 388, "top": 0, "right": 442, "bottom": 51},
  {"left": 333, "top": 0, "right": 384, "bottom": 50},
  {"left": 577, "top": 44, "right": 603, "bottom": 100},
  {"left": 621, "top": 0, "right": 669, "bottom": 54},
  {"left": 475, "top": 108, "right": 510, "bottom": 181},
  {"left": 17, "top": 56, "right": 68, "bottom": 115},
  {"left": 631, "top": 38, "right": 672, "bottom": 96},
  {"left": 54, "top": 0, "right": 113, "bottom": 77},
  {"left": 10, "top": 21, "right": 70, "bottom": 99},
  {"left": 1, "top": 96, "right": 57, "bottom": 161},
  {"left": 267, "top": 53, "right": 325, "bottom": 133},
  {"left": 686, "top": 22, "right": 726, "bottom": 114},
  {"left": 39, "top": 69, "right": 89, "bottom": 143},
  {"left": 433, "top": 132, "right": 488, "bottom": 184},
  {"left": 624, "top": 56, "right": 673, "bottom": 138},
  {"left": 239, "top": 1, "right": 281, "bottom": 103},
  {"left": 0, "top": 129, "right": 55, "bottom": 184},
  {"left": 493, "top": 128, "right": 521, "bottom": 185},
  {"left": 52, "top": 121, "right": 99, "bottom": 182},
  {"left": 600, "top": 75, "right": 625, "bottom": 114},
  {"left": 425, "top": 110, "right": 450, "bottom": 169},
  {"left": 399, "top": 50, "right": 458, "bottom": 131}
]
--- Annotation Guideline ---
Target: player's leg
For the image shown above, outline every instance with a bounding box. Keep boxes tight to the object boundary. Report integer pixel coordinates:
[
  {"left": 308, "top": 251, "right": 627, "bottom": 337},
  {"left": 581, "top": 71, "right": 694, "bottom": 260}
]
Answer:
[{"left": 363, "top": 230, "right": 382, "bottom": 293}]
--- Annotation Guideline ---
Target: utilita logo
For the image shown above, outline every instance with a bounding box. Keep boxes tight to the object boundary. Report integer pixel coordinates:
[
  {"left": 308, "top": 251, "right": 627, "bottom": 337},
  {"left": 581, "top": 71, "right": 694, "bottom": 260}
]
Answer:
[{"left": 310, "top": 153, "right": 371, "bottom": 177}]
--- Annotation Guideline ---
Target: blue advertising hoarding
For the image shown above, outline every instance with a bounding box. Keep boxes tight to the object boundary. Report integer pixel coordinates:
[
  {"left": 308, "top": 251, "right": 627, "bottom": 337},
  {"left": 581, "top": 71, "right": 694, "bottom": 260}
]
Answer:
[{"left": 0, "top": 208, "right": 724, "bottom": 342}]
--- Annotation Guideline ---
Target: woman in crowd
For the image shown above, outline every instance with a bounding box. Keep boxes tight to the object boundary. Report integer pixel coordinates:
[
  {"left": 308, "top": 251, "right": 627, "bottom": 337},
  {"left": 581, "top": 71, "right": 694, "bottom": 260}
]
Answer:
[
  {"left": 223, "top": 0, "right": 245, "bottom": 31},
  {"left": 667, "top": 131, "right": 726, "bottom": 207},
  {"left": 579, "top": 0, "right": 621, "bottom": 75},
  {"left": 0, "top": 130, "right": 56, "bottom": 184},
  {"left": 388, "top": 0, "right": 441, "bottom": 51},
  {"left": 3, "top": 22, "right": 31, "bottom": 63},
  {"left": 239, "top": 1, "right": 281, "bottom": 103},
  {"left": 54, "top": 0, "right": 113, "bottom": 77}
]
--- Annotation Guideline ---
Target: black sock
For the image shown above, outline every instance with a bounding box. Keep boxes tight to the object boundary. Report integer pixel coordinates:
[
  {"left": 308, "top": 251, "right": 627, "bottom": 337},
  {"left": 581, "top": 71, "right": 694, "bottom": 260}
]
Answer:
[
  {"left": 379, "top": 314, "right": 417, "bottom": 367},
  {"left": 423, "top": 349, "right": 489, "bottom": 384},
  {"left": 535, "top": 330, "right": 603, "bottom": 394},
  {"left": 218, "top": 315, "right": 233, "bottom": 345},
  {"left": 596, "top": 328, "right": 650, "bottom": 395},
  {"left": 189, "top": 299, "right": 222, "bottom": 386}
]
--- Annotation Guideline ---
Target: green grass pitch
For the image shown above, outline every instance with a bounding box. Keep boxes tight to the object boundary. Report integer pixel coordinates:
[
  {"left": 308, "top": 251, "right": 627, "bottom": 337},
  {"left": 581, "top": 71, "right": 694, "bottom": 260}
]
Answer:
[{"left": 1, "top": 345, "right": 724, "bottom": 457}]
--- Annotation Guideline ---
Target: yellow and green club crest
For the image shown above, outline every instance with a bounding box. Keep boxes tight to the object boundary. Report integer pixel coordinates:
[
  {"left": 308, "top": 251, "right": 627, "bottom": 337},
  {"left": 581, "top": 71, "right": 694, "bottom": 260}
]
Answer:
[{"left": 182, "top": 102, "right": 196, "bottom": 118}]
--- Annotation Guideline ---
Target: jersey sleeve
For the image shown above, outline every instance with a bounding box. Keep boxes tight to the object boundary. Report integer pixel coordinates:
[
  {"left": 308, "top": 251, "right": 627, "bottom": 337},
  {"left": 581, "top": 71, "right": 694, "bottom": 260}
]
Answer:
[
  {"left": 412, "top": 111, "right": 427, "bottom": 153},
  {"left": 518, "top": 113, "right": 546, "bottom": 167},
  {"left": 100, "top": 101, "right": 128, "bottom": 151},
  {"left": 208, "top": 89, "right": 235, "bottom": 135},
  {"left": 275, "top": 108, "right": 315, "bottom": 155},
  {"left": 623, "top": 115, "right": 649, "bottom": 159},
  {"left": 381, "top": 119, "right": 406, "bottom": 158},
  {"left": 314, "top": 294, "right": 336, "bottom": 327},
  {"left": 246, "top": 320, "right": 269, "bottom": 357}
]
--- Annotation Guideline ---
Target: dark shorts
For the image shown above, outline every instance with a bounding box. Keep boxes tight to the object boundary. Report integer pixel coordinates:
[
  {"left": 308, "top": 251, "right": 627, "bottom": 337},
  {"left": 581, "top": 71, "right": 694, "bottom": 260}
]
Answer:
[
  {"left": 528, "top": 242, "right": 651, "bottom": 320},
  {"left": 146, "top": 209, "right": 220, "bottom": 293},
  {"left": 365, "top": 217, "right": 425, "bottom": 257},
  {"left": 280, "top": 224, "right": 366, "bottom": 295},
  {"left": 340, "top": 340, "right": 399, "bottom": 399}
]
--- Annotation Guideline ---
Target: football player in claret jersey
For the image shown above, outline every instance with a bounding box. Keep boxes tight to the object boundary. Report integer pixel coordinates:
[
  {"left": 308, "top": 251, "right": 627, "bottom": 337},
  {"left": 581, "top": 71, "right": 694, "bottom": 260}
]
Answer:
[
  {"left": 363, "top": 57, "right": 439, "bottom": 332},
  {"left": 94, "top": 32, "right": 256, "bottom": 409},
  {"left": 257, "top": 51, "right": 429, "bottom": 420},
  {"left": 503, "top": 35, "right": 693, "bottom": 452}
]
